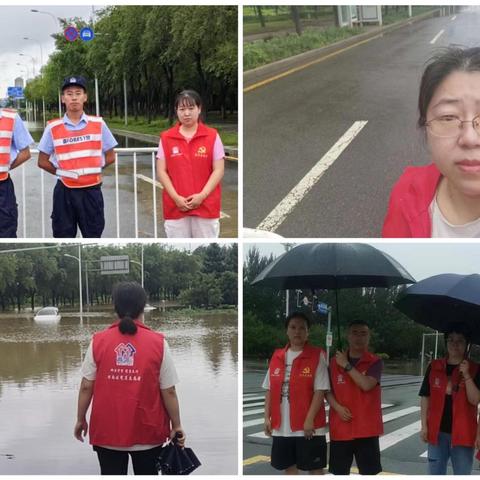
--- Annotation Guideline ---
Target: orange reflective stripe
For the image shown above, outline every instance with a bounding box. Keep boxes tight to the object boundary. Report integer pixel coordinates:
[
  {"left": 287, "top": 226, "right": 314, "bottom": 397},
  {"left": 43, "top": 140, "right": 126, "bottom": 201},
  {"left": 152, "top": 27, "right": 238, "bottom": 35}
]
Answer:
[
  {"left": 50, "top": 116, "right": 104, "bottom": 188},
  {"left": 0, "top": 110, "right": 16, "bottom": 181}
]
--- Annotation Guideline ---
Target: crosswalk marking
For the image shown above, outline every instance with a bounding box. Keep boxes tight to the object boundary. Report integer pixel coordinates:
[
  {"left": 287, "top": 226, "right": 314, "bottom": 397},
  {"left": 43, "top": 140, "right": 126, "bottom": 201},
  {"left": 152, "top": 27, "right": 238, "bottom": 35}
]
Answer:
[
  {"left": 244, "top": 404, "right": 412, "bottom": 440},
  {"left": 380, "top": 421, "right": 421, "bottom": 451},
  {"left": 244, "top": 394, "right": 264, "bottom": 402},
  {"left": 243, "top": 403, "right": 394, "bottom": 427},
  {"left": 382, "top": 406, "right": 420, "bottom": 422},
  {"left": 243, "top": 401, "right": 264, "bottom": 408}
]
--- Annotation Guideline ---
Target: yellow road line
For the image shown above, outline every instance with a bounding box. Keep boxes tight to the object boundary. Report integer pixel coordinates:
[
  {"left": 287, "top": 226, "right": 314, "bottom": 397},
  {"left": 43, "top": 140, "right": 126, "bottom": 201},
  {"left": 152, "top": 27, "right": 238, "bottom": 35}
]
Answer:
[
  {"left": 243, "top": 455, "right": 270, "bottom": 466},
  {"left": 244, "top": 34, "right": 384, "bottom": 93},
  {"left": 242, "top": 456, "right": 398, "bottom": 474}
]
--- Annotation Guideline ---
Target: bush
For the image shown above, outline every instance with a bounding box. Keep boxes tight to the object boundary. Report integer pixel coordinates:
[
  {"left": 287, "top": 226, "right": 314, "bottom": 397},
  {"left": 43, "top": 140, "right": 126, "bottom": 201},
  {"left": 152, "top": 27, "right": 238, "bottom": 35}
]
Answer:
[{"left": 244, "top": 26, "right": 364, "bottom": 70}]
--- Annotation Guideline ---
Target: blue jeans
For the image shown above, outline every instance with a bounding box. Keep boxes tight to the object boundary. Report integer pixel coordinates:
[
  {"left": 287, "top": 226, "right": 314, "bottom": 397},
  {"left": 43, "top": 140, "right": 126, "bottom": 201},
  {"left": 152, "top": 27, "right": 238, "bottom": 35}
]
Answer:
[{"left": 428, "top": 432, "right": 474, "bottom": 475}]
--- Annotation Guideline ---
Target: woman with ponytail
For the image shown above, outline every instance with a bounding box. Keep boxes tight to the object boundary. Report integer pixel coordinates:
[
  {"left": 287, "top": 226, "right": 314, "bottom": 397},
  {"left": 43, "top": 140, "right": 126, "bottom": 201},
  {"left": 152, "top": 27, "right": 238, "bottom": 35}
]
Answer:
[{"left": 74, "top": 282, "right": 185, "bottom": 475}]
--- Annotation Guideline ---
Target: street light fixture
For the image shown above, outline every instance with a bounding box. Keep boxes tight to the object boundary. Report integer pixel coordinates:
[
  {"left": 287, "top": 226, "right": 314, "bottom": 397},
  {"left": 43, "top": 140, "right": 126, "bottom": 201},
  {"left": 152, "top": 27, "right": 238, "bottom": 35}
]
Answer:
[
  {"left": 64, "top": 247, "right": 83, "bottom": 315},
  {"left": 19, "top": 53, "right": 36, "bottom": 77},
  {"left": 23, "top": 37, "right": 46, "bottom": 126},
  {"left": 30, "top": 9, "right": 61, "bottom": 29}
]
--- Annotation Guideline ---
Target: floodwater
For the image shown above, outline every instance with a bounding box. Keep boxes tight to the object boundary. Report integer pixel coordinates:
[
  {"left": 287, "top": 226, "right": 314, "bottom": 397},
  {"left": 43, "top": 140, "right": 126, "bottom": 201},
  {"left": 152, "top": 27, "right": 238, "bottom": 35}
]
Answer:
[
  {"left": 0, "top": 310, "right": 238, "bottom": 475},
  {"left": 13, "top": 126, "right": 237, "bottom": 238}
]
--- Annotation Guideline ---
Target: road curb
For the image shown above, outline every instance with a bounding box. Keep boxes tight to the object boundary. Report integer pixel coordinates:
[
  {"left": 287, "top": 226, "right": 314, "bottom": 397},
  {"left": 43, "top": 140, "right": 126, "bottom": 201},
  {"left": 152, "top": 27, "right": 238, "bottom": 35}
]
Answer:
[{"left": 244, "top": 9, "right": 442, "bottom": 89}]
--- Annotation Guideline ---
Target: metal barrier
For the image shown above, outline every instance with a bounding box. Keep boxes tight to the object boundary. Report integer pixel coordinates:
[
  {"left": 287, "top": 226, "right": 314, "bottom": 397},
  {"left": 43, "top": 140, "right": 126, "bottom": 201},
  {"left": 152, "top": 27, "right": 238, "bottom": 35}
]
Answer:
[{"left": 24, "top": 148, "right": 159, "bottom": 238}]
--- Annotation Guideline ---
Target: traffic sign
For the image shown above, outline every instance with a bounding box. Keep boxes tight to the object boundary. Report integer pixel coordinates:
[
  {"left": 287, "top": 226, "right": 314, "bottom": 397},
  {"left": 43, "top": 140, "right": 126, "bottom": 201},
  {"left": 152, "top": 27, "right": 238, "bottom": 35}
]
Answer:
[
  {"left": 317, "top": 302, "right": 329, "bottom": 315},
  {"left": 326, "top": 332, "right": 333, "bottom": 347},
  {"left": 80, "top": 27, "right": 94, "bottom": 42},
  {"left": 100, "top": 255, "right": 130, "bottom": 275},
  {"left": 7, "top": 86, "right": 24, "bottom": 99},
  {"left": 64, "top": 26, "right": 79, "bottom": 42}
]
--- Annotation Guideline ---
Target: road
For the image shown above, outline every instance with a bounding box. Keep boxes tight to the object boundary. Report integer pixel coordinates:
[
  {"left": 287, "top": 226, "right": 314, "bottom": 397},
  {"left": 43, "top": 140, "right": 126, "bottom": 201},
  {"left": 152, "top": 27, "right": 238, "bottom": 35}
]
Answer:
[
  {"left": 243, "top": 369, "right": 480, "bottom": 475},
  {"left": 244, "top": 8, "right": 480, "bottom": 237}
]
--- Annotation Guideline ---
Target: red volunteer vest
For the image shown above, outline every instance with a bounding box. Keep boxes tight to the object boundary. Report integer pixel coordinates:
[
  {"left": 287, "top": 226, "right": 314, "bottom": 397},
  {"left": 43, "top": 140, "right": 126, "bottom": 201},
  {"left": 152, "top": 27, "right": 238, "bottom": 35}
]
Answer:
[
  {"left": 329, "top": 351, "right": 383, "bottom": 441},
  {"left": 269, "top": 343, "right": 327, "bottom": 432},
  {"left": 160, "top": 122, "right": 221, "bottom": 219},
  {"left": 382, "top": 163, "right": 441, "bottom": 238},
  {"left": 50, "top": 115, "right": 103, "bottom": 188},
  {"left": 427, "top": 358, "right": 478, "bottom": 447},
  {"left": 0, "top": 109, "right": 16, "bottom": 182},
  {"left": 89, "top": 321, "right": 171, "bottom": 447}
]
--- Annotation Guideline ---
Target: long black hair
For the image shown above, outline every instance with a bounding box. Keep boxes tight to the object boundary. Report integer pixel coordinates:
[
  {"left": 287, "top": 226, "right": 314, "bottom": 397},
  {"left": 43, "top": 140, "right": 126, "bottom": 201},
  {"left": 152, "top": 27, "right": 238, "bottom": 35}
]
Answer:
[{"left": 112, "top": 282, "right": 147, "bottom": 335}]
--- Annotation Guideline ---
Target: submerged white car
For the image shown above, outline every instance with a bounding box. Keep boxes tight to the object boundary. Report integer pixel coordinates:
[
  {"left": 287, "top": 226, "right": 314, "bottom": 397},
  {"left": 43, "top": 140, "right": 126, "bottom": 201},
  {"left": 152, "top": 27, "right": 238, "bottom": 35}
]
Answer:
[
  {"left": 34, "top": 307, "right": 61, "bottom": 323},
  {"left": 144, "top": 304, "right": 156, "bottom": 312}
]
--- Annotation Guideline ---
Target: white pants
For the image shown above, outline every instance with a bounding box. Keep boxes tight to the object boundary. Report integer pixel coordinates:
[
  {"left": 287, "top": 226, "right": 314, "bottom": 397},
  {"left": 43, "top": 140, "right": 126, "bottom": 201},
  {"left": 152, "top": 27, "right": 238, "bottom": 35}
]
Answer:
[{"left": 164, "top": 217, "right": 220, "bottom": 238}]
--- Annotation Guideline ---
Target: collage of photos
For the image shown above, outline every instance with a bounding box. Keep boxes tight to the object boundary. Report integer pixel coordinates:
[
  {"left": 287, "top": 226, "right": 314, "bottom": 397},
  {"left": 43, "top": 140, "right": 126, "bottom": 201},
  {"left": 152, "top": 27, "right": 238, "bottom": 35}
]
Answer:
[{"left": 2, "top": 1, "right": 480, "bottom": 478}]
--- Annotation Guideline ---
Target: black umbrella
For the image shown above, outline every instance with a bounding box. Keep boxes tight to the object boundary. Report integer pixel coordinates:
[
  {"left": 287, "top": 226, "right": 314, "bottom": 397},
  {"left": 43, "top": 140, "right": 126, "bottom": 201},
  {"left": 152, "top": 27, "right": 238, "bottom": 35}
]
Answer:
[
  {"left": 252, "top": 243, "right": 416, "bottom": 347},
  {"left": 156, "top": 435, "right": 201, "bottom": 475},
  {"left": 395, "top": 273, "right": 480, "bottom": 344}
]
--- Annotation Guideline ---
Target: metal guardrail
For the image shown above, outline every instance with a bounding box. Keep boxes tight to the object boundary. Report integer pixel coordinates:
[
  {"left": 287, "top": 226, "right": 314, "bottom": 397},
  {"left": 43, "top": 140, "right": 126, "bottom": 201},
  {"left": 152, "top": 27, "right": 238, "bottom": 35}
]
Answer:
[{"left": 23, "top": 147, "right": 160, "bottom": 238}]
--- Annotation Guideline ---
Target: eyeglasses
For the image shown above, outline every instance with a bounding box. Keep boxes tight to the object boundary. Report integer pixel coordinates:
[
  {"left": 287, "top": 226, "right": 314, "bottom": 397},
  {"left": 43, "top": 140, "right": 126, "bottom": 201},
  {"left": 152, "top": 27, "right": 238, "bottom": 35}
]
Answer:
[{"left": 425, "top": 115, "right": 480, "bottom": 138}]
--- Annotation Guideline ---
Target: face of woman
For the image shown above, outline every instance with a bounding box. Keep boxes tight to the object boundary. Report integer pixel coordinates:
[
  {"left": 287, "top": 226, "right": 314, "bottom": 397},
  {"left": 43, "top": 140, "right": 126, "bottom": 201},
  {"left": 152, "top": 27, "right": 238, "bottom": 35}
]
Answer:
[
  {"left": 426, "top": 70, "right": 480, "bottom": 197},
  {"left": 176, "top": 102, "right": 201, "bottom": 127},
  {"left": 286, "top": 317, "right": 308, "bottom": 347},
  {"left": 446, "top": 332, "right": 467, "bottom": 359}
]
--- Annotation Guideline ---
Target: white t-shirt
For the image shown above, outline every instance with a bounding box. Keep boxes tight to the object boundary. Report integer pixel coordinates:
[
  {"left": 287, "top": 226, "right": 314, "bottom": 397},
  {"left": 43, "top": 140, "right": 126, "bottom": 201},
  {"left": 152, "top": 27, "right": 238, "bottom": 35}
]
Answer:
[
  {"left": 430, "top": 197, "right": 480, "bottom": 237},
  {"left": 81, "top": 337, "right": 179, "bottom": 451},
  {"left": 262, "top": 349, "right": 330, "bottom": 437}
]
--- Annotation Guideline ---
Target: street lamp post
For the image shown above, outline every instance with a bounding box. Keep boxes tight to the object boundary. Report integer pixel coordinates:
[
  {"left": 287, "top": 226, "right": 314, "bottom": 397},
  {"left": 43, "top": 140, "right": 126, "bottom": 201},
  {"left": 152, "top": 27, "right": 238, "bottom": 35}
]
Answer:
[
  {"left": 64, "top": 246, "right": 83, "bottom": 315},
  {"left": 30, "top": 10, "right": 64, "bottom": 116},
  {"left": 130, "top": 244, "right": 145, "bottom": 288},
  {"left": 23, "top": 37, "right": 46, "bottom": 126}
]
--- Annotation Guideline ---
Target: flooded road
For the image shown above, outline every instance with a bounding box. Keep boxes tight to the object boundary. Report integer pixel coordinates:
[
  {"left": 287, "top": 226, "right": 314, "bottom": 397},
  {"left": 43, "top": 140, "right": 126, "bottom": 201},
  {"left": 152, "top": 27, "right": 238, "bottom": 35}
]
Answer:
[
  {"left": 0, "top": 310, "right": 238, "bottom": 475},
  {"left": 14, "top": 127, "right": 237, "bottom": 238}
]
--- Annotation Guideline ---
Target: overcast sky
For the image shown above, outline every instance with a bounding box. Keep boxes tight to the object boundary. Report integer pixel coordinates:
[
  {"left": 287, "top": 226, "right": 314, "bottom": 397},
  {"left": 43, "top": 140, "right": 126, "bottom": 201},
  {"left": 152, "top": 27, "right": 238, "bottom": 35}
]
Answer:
[
  {"left": 244, "top": 242, "right": 480, "bottom": 282},
  {"left": 0, "top": 6, "right": 99, "bottom": 96}
]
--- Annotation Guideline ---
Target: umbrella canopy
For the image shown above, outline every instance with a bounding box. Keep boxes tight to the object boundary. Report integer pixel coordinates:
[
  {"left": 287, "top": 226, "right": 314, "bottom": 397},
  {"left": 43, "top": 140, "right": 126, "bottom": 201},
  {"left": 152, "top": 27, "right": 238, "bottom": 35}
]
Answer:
[
  {"left": 251, "top": 243, "right": 415, "bottom": 349},
  {"left": 395, "top": 273, "right": 480, "bottom": 345},
  {"left": 252, "top": 243, "right": 415, "bottom": 289}
]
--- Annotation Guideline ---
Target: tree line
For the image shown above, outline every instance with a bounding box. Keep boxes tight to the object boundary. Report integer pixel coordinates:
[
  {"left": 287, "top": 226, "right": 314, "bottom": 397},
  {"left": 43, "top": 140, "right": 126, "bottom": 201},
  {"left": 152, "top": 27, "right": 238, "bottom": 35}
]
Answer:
[
  {"left": 0, "top": 243, "right": 237, "bottom": 311},
  {"left": 23, "top": 5, "right": 238, "bottom": 122},
  {"left": 243, "top": 246, "right": 430, "bottom": 361}
]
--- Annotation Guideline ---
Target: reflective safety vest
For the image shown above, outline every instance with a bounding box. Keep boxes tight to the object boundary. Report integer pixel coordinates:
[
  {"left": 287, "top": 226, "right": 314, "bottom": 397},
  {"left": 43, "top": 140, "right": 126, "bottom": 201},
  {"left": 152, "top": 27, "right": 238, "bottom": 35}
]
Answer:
[
  {"left": 329, "top": 351, "right": 383, "bottom": 441},
  {"left": 427, "top": 358, "right": 479, "bottom": 447},
  {"left": 89, "top": 320, "right": 171, "bottom": 447},
  {"left": 160, "top": 122, "right": 221, "bottom": 219},
  {"left": 0, "top": 109, "right": 17, "bottom": 182},
  {"left": 49, "top": 115, "right": 103, "bottom": 188},
  {"left": 269, "top": 343, "right": 326, "bottom": 432}
]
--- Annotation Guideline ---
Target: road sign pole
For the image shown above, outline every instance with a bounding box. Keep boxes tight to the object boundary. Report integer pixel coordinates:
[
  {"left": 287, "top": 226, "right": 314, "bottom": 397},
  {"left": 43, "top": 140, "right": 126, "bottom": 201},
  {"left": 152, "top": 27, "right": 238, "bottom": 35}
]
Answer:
[
  {"left": 327, "top": 307, "right": 332, "bottom": 359},
  {"left": 420, "top": 334, "right": 426, "bottom": 376},
  {"left": 42, "top": 96, "right": 46, "bottom": 127},
  {"left": 95, "top": 74, "right": 100, "bottom": 116}
]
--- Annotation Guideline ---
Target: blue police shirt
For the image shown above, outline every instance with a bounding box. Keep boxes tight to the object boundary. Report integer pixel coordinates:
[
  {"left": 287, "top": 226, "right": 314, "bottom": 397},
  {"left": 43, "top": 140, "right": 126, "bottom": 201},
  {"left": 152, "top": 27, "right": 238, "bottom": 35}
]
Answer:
[
  {"left": 0, "top": 110, "right": 34, "bottom": 164},
  {"left": 37, "top": 112, "right": 118, "bottom": 167}
]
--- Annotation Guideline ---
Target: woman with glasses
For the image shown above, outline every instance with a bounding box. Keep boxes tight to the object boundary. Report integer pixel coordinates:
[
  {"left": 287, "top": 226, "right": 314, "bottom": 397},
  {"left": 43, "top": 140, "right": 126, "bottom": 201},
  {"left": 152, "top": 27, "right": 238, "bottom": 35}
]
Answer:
[
  {"left": 383, "top": 47, "right": 480, "bottom": 237},
  {"left": 419, "top": 323, "right": 480, "bottom": 474}
]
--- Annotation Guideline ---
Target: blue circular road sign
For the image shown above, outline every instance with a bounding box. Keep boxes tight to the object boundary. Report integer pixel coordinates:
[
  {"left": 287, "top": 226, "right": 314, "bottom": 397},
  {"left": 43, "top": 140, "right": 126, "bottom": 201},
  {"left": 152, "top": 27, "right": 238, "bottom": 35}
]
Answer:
[
  {"left": 64, "top": 26, "right": 79, "bottom": 42},
  {"left": 80, "top": 27, "right": 94, "bottom": 42}
]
